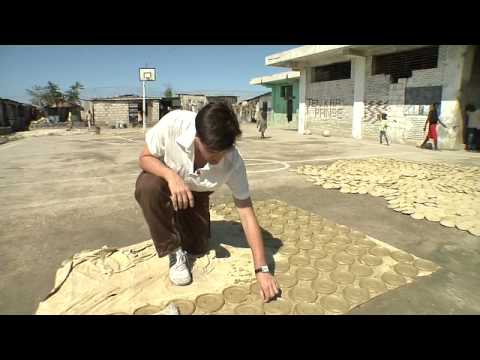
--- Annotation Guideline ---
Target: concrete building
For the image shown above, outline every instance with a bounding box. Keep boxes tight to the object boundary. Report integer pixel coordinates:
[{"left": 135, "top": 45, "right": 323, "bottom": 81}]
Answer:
[
  {"left": 206, "top": 95, "right": 238, "bottom": 106},
  {"left": 235, "top": 92, "right": 272, "bottom": 123},
  {"left": 0, "top": 98, "right": 40, "bottom": 132},
  {"left": 250, "top": 71, "right": 300, "bottom": 129},
  {"left": 264, "top": 45, "right": 480, "bottom": 149},
  {"left": 86, "top": 93, "right": 239, "bottom": 127},
  {"left": 86, "top": 95, "right": 161, "bottom": 127},
  {"left": 175, "top": 94, "right": 238, "bottom": 112}
]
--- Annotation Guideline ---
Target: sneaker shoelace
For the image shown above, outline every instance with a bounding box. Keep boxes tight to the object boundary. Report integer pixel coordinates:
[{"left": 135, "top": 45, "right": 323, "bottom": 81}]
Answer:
[{"left": 170, "top": 250, "right": 188, "bottom": 271}]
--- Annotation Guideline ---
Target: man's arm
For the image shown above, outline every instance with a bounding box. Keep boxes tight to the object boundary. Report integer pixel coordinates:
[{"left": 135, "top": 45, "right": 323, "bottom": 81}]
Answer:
[
  {"left": 234, "top": 196, "right": 280, "bottom": 302},
  {"left": 138, "top": 145, "right": 194, "bottom": 210}
]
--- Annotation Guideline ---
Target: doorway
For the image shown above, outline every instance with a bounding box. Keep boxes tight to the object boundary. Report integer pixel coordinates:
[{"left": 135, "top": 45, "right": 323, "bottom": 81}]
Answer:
[{"left": 282, "top": 85, "right": 294, "bottom": 122}]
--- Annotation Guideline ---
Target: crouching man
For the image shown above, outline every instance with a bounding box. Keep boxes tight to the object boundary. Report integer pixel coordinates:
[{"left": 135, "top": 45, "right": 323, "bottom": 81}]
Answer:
[{"left": 134, "top": 102, "right": 280, "bottom": 302}]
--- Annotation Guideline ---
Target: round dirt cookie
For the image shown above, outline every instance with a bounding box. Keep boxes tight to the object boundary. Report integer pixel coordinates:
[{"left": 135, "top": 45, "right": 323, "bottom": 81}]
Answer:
[
  {"left": 368, "top": 246, "right": 391, "bottom": 257},
  {"left": 264, "top": 299, "right": 293, "bottom": 315},
  {"left": 360, "top": 254, "right": 383, "bottom": 267},
  {"left": 289, "top": 255, "right": 310, "bottom": 267},
  {"left": 296, "top": 240, "right": 315, "bottom": 250},
  {"left": 295, "top": 266, "right": 319, "bottom": 281},
  {"left": 308, "top": 248, "right": 328, "bottom": 260},
  {"left": 330, "top": 270, "right": 355, "bottom": 285},
  {"left": 312, "top": 279, "right": 338, "bottom": 295},
  {"left": 223, "top": 286, "right": 250, "bottom": 304},
  {"left": 275, "top": 273, "right": 298, "bottom": 289},
  {"left": 195, "top": 293, "right": 225, "bottom": 313},
  {"left": 169, "top": 299, "right": 196, "bottom": 315},
  {"left": 381, "top": 272, "right": 407, "bottom": 288},
  {"left": 233, "top": 303, "right": 264, "bottom": 315},
  {"left": 333, "top": 251, "right": 355, "bottom": 265},
  {"left": 319, "top": 295, "right": 349, "bottom": 314},
  {"left": 343, "top": 286, "right": 370, "bottom": 305},
  {"left": 393, "top": 263, "right": 419, "bottom": 278},
  {"left": 349, "top": 262, "right": 374, "bottom": 277},
  {"left": 359, "top": 277, "right": 387, "bottom": 295},
  {"left": 314, "top": 258, "right": 338, "bottom": 272},
  {"left": 133, "top": 304, "right": 164, "bottom": 315},
  {"left": 294, "top": 302, "right": 325, "bottom": 315},
  {"left": 345, "top": 244, "right": 367, "bottom": 257},
  {"left": 279, "top": 245, "right": 299, "bottom": 256},
  {"left": 288, "top": 286, "right": 317, "bottom": 303},
  {"left": 390, "top": 251, "right": 414, "bottom": 264}
]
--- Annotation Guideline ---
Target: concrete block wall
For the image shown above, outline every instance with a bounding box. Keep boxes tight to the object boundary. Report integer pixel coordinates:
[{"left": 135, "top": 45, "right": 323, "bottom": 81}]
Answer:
[
  {"left": 93, "top": 102, "right": 129, "bottom": 126},
  {"left": 151, "top": 102, "right": 160, "bottom": 125},
  {"left": 362, "top": 45, "right": 447, "bottom": 144},
  {"left": 305, "top": 71, "right": 354, "bottom": 136},
  {"left": 180, "top": 95, "right": 207, "bottom": 112}
]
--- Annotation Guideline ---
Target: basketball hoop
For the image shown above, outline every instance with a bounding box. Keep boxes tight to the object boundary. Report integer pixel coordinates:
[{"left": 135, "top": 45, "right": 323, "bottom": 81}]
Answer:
[{"left": 139, "top": 68, "right": 156, "bottom": 81}]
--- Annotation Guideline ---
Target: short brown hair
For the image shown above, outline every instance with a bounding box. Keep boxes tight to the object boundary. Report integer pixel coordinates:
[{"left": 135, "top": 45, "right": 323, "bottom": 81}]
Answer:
[{"left": 195, "top": 102, "right": 242, "bottom": 151}]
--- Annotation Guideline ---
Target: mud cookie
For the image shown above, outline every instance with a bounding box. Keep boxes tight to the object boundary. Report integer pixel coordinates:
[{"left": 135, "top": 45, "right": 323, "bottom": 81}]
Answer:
[
  {"left": 133, "top": 304, "right": 164, "bottom": 315},
  {"left": 312, "top": 279, "right": 338, "bottom": 295},
  {"left": 223, "top": 286, "right": 250, "bottom": 304},
  {"left": 195, "top": 293, "right": 225, "bottom": 313},
  {"left": 169, "top": 299, "right": 196, "bottom": 315}
]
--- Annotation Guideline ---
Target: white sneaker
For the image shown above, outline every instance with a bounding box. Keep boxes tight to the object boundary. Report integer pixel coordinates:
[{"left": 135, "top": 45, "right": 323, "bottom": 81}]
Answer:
[{"left": 168, "top": 248, "right": 192, "bottom": 286}]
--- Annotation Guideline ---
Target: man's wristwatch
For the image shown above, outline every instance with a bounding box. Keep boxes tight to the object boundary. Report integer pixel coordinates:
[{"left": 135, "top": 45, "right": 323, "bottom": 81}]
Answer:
[{"left": 254, "top": 265, "right": 271, "bottom": 274}]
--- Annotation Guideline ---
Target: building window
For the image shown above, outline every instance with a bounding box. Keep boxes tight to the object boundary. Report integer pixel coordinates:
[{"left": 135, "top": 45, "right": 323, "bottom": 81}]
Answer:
[
  {"left": 372, "top": 46, "right": 439, "bottom": 83},
  {"left": 281, "top": 85, "right": 293, "bottom": 98},
  {"left": 312, "top": 61, "right": 351, "bottom": 82}
]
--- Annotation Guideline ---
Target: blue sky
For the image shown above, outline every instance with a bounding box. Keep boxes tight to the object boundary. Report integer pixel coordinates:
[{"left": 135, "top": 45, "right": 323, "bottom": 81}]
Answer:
[{"left": 0, "top": 45, "right": 297, "bottom": 103}]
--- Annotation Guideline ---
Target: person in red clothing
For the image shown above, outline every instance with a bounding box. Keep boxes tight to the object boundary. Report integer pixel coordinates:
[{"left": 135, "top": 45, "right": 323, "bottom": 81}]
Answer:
[{"left": 419, "top": 103, "right": 447, "bottom": 150}]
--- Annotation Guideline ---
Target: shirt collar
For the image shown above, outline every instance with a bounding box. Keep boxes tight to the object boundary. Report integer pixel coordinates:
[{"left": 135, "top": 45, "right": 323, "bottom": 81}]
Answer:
[{"left": 175, "top": 125, "right": 196, "bottom": 153}]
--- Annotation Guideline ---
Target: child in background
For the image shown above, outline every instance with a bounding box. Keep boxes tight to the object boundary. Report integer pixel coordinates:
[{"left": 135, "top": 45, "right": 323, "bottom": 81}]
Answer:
[{"left": 372, "top": 112, "right": 394, "bottom": 145}]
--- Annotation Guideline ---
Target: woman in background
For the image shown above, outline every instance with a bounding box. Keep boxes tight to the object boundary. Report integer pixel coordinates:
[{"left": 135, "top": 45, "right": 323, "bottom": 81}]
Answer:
[{"left": 419, "top": 103, "right": 447, "bottom": 150}]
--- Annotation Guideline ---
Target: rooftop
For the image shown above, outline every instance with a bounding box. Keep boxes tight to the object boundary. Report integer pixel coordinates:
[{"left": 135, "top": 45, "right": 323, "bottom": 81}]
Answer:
[
  {"left": 250, "top": 71, "right": 300, "bottom": 85},
  {"left": 265, "top": 45, "right": 432, "bottom": 68}
]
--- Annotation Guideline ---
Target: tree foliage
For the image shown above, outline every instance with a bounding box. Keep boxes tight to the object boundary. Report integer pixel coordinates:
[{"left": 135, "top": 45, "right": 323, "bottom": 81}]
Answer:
[
  {"left": 26, "top": 81, "right": 84, "bottom": 107},
  {"left": 164, "top": 85, "right": 174, "bottom": 98}
]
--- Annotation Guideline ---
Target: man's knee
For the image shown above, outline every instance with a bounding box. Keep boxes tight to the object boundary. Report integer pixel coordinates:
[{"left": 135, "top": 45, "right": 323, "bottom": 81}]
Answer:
[{"left": 135, "top": 172, "right": 169, "bottom": 203}]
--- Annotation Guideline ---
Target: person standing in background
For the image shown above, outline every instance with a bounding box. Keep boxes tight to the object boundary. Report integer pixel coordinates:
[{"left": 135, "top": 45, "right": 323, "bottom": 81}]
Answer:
[
  {"left": 419, "top": 103, "right": 448, "bottom": 150},
  {"left": 465, "top": 104, "right": 480, "bottom": 151}
]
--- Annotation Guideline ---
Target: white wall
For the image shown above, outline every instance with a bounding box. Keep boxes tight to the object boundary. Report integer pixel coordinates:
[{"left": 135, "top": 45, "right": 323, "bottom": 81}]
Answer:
[{"left": 304, "top": 67, "right": 354, "bottom": 137}]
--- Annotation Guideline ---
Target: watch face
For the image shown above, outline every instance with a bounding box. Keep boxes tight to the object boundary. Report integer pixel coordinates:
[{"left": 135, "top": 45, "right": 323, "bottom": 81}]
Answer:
[{"left": 261, "top": 265, "right": 269, "bottom": 273}]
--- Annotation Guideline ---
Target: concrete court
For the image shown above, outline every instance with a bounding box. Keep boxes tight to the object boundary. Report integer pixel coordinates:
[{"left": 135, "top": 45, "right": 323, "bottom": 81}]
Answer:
[{"left": 1, "top": 122, "right": 479, "bottom": 315}]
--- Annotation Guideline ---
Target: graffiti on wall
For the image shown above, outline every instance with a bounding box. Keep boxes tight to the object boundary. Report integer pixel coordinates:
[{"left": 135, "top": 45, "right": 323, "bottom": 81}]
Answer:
[
  {"left": 306, "top": 98, "right": 344, "bottom": 121},
  {"left": 364, "top": 100, "right": 389, "bottom": 122}
]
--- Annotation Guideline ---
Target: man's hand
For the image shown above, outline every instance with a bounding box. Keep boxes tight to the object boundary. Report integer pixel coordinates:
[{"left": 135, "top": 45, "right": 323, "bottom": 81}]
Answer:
[
  {"left": 166, "top": 172, "right": 194, "bottom": 211},
  {"left": 256, "top": 272, "right": 280, "bottom": 302}
]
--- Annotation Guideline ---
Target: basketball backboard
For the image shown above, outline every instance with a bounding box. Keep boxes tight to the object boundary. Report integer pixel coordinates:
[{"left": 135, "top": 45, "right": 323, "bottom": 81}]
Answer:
[{"left": 139, "top": 68, "right": 156, "bottom": 81}]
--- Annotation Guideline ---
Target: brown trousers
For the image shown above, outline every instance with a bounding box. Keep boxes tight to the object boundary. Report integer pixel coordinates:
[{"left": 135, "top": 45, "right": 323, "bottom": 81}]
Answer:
[{"left": 134, "top": 171, "right": 212, "bottom": 258}]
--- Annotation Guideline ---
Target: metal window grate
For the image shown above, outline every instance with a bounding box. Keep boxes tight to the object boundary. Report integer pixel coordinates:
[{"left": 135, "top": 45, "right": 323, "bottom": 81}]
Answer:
[
  {"left": 373, "top": 46, "right": 439, "bottom": 83},
  {"left": 313, "top": 61, "right": 351, "bottom": 82}
]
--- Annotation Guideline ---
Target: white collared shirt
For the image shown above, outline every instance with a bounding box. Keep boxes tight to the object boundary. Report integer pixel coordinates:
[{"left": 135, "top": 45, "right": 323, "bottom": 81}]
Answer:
[{"left": 145, "top": 110, "right": 250, "bottom": 200}]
